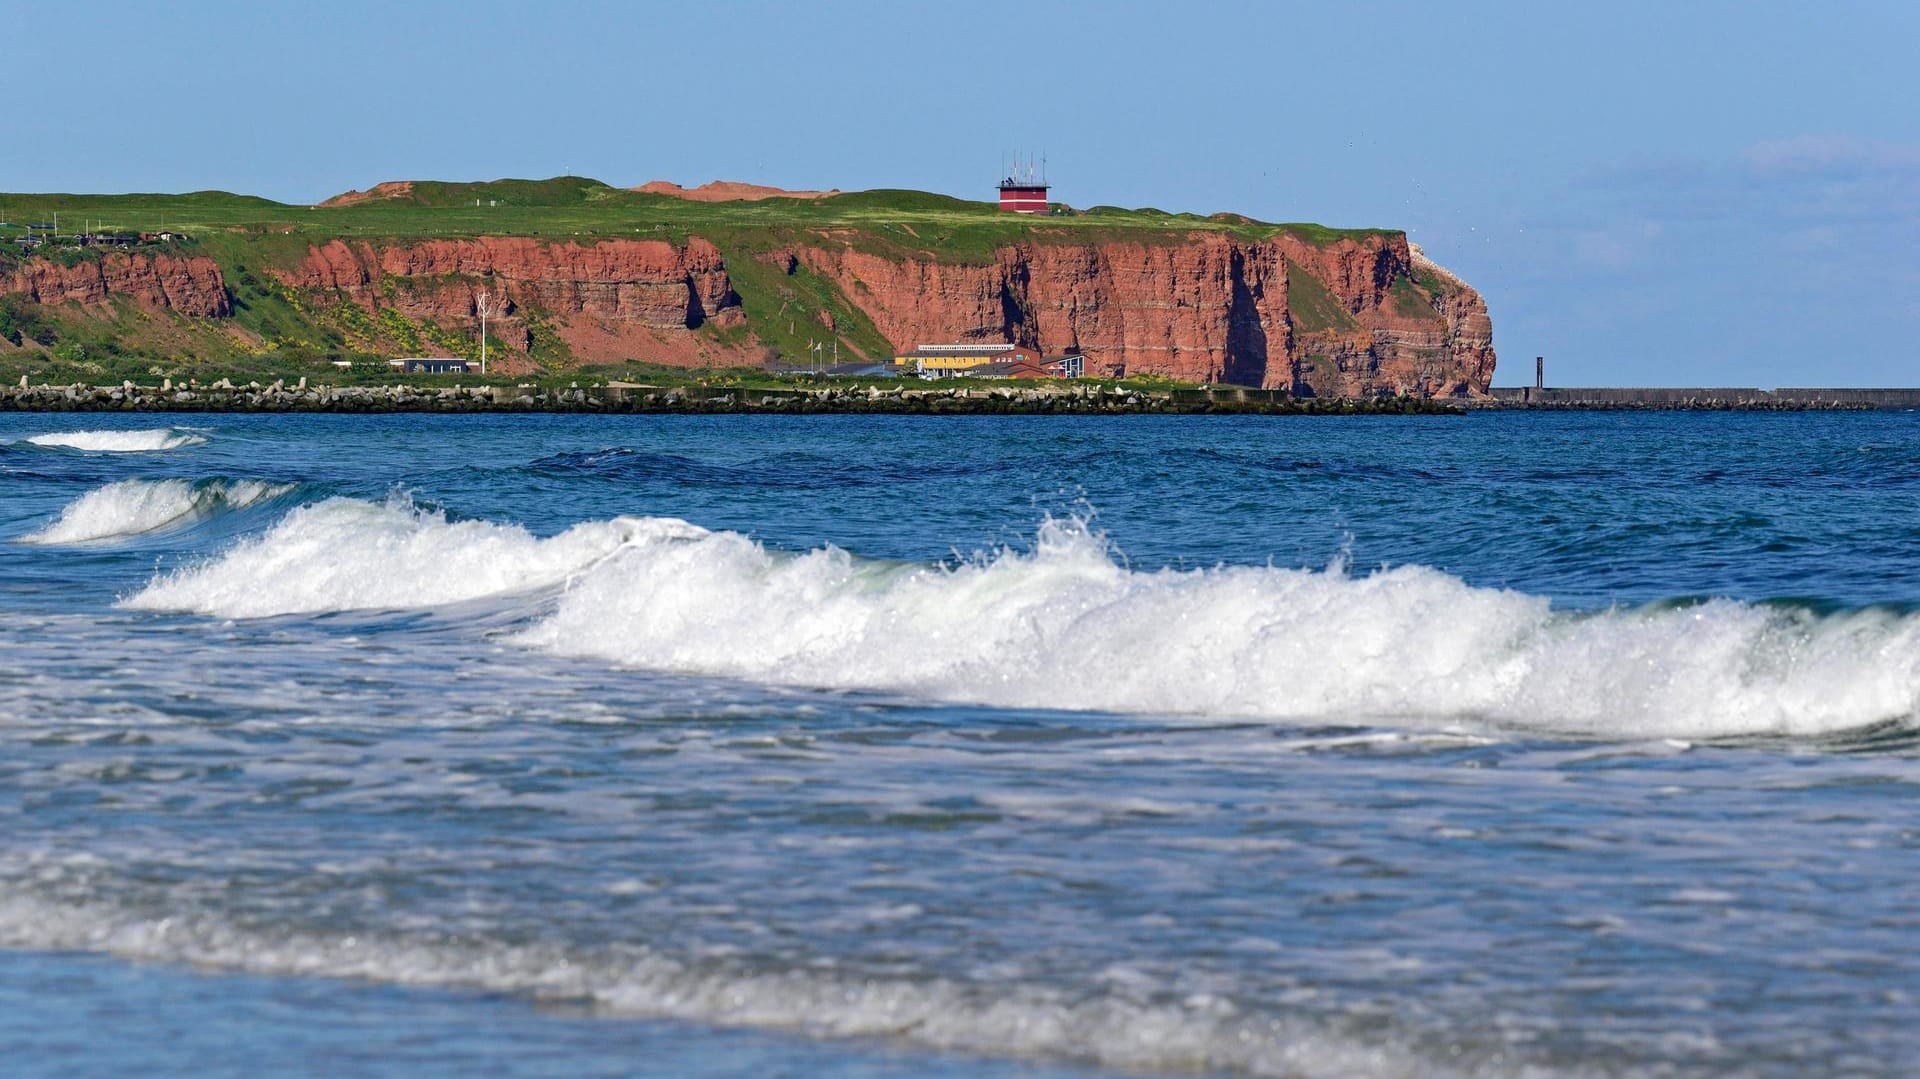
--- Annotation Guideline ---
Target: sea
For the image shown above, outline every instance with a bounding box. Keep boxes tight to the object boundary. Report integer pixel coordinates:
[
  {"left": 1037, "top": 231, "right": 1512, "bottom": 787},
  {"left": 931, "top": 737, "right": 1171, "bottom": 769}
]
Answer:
[{"left": 0, "top": 411, "right": 1915, "bottom": 1078}]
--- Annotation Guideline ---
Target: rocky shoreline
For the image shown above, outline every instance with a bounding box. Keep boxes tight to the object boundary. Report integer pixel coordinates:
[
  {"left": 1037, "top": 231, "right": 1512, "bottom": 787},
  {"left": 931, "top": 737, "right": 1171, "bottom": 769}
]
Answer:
[{"left": 0, "top": 379, "right": 1463, "bottom": 416}]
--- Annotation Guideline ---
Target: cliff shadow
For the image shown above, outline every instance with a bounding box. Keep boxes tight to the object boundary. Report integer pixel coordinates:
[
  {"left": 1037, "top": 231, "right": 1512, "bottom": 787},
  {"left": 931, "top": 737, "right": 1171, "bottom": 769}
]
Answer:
[
  {"left": 1221, "top": 250, "right": 1270, "bottom": 388},
  {"left": 684, "top": 276, "right": 710, "bottom": 329},
  {"left": 998, "top": 260, "right": 1039, "bottom": 348}
]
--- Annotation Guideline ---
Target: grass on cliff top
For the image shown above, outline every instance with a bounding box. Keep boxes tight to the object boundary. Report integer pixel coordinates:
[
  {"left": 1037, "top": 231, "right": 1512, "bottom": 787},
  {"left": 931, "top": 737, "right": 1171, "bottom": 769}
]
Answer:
[{"left": 0, "top": 177, "right": 1400, "bottom": 264}]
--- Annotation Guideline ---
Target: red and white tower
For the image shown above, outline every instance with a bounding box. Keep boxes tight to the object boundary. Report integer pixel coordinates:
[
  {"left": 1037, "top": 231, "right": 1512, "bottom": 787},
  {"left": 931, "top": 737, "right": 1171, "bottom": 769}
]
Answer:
[{"left": 998, "top": 152, "right": 1049, "bottom": 214}]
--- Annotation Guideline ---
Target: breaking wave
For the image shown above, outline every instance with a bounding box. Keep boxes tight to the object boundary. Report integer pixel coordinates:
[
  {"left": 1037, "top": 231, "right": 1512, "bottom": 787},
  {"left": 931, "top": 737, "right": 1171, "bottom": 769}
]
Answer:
[
  {"left": 125, "top": 494, "right": 698, "bottom": 617},
  {"left": 124, "top": 498, "right": 1920, "bottom": 740},
  {"left": 23, "top": 428, "right": 208, "bottom": 452},
  {"left": 0, "top": 889, "right": 1475, "bottom": 1079},
  {"left": 22, "top": 478, "right": 295, "bottom": 545}
]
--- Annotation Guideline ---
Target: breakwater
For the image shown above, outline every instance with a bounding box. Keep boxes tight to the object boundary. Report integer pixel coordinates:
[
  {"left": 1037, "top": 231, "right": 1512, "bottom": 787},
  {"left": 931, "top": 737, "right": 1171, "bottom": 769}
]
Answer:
[
  {"left": 0, "top": 379, "right": 1458, "bottom": 415},
  {"left": 1482, "top": 387, "right": 1920, "bottom": 410},
  {"left": 15, "top": 380, "right": 1920, "bottom": 414}
]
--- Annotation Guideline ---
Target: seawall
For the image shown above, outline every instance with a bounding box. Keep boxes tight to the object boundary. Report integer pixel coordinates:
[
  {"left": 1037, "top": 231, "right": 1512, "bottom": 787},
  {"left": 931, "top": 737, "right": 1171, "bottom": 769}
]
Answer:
[
  {"left": 0, "top": 380, "right": 1459, "bottom": 416},
  {"left": 1481, "top": 387, "right": 1920, "bottom": 410}
]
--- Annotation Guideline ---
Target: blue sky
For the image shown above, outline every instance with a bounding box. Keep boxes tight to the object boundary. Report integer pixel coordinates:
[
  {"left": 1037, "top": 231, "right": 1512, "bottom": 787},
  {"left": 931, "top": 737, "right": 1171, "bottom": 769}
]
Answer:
[{"left": 6, "top": 0, "right": 1917, "bottom": 386}]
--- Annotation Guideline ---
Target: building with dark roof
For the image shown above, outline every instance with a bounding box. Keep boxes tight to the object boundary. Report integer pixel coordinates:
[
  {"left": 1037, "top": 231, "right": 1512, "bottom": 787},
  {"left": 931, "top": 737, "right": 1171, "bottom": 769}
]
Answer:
[{"left": 385, "top": 357, "right": 473, "bottom": 374}]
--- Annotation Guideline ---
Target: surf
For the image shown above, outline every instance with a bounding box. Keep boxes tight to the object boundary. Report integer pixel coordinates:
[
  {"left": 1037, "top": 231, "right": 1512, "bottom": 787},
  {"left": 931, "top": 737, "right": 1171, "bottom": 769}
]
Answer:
[
  {"left": 21, "top": 428, "right": 208, "bottom": 452},
  {"left": 123, "top": 493, "right": 699, "bottom": 617},
  {"left": 21, "top": 478, "right": 294, "bottom": 545},
  {"left": 0, "top": 886, "right": 1454, "bottom": 1079},
  {"left": 118, "top": 498, "right": 1920, "bottom": 742}
]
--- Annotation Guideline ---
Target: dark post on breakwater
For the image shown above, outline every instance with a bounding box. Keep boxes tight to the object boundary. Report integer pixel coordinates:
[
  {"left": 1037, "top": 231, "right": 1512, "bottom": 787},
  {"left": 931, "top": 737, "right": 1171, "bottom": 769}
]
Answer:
[
  {"left": 1536, "top": 357, "right": 1544, "bottom": 391},
  {"left": 1480, "top": 386, "right": 1920, "bottom": 409}
]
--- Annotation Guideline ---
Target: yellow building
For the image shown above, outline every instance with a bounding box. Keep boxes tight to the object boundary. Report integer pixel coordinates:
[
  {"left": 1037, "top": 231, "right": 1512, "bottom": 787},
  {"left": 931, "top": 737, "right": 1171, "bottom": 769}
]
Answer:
[{"left": 891, "top": 343, "right": 1040, "bottom": 378}]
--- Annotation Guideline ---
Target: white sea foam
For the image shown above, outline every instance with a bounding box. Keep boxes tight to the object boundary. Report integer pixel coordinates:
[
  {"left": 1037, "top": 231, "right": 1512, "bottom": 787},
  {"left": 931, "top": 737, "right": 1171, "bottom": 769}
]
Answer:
[
  {"left": 123, "top": 499, "right": 1920, "bottom": 739},
  {"left": 520, "top": 517, "right": 1920, "bottom": 740},
  {"left": 22, "top": 479, "right": 293, "bottom": 545},
  {"left": 124, "top": 495, "right": 700, "bottom": 617},
  {"left": 23, "top": 428, "right": 207, "bottom": 452},
  {"left": 0, "top": 888, "right": 1499, "bottom": 1079}
]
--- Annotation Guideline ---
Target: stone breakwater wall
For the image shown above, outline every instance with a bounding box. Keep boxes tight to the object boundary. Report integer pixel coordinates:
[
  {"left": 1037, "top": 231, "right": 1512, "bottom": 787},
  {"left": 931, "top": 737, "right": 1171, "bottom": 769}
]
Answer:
[
  {"left": 1481, "top": 387, "right": 1920, "bottom": 410},
  {"left": 0, "top": 380, "right": 1458, "bottom": 416}
]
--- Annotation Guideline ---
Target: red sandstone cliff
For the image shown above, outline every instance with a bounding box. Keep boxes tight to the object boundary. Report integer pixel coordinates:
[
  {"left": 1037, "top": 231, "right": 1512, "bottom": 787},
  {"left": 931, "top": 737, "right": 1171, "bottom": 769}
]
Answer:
[
  {"left": 2, "top": 253, "right": 230, "bottom": 318},
  {"left": 282, "top": 237, "right": 743, "bottom": 368},
  {"left": 788, "top": 231, "right": 1495, "bottom": 396},
  {"left": 290, "top": 237, "right": 739, "bottom": 329},
  {"left": 0, "top": 226, "right": 1494, "bottom": 394},
  {"left": 1407, "top": 244, "right": 1497, "bottom": 394}
]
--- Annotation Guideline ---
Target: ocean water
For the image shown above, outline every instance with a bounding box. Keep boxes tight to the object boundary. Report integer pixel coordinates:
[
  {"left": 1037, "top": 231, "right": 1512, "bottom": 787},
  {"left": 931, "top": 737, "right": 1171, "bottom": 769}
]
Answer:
[{"left": 1, "top": 411, "right": 1916, "bottom": 1078}]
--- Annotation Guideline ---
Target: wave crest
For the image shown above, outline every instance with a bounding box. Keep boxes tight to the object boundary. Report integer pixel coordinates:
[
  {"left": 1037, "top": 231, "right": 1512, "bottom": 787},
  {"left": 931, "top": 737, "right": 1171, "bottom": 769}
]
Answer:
[
  {"left": 518, "top": 517, "right": 1920, "bottom": 739},
  {"left": 23, "top": 428, "right": 207, "bottom": 452},
  {"left": 123, "top": 499, "right": 1920, "bottom": 739},
  {"left": 124, "top": 495, "right": 704, "bottom": 617},
  {"left": 22, "top": 479, "right": 294, "bottom": 545}
]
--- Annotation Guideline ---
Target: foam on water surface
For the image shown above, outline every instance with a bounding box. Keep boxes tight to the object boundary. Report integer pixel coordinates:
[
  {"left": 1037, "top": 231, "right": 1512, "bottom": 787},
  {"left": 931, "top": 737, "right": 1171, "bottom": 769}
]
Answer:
[
  {"left": 0, "top": 888, "right": 1497, "bottom": 1079},
  {"left": 121, "top": 497, "right": 1920, "bottom": 740},
  {"left": 125, "top": 494, "right": 705, "bottom": 617},
  {"left": 21, "top": 478, "right": 293, "bottom": 545},
  {"left": 22, "top": 428, "right": 208, "bottom": 452}
]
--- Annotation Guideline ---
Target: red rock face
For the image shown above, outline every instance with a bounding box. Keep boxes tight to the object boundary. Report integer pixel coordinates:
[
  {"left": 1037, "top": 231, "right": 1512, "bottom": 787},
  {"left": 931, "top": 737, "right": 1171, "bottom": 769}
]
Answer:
[
  {"left": 793, "top": 232, "right": 1496, "bottom": 395},
  {"left": 2, "top": 228, "right": 1494, "bottom": 395},
  {"left": 1407, "top": 245, "right": 1497, "bottom": 397},
  {"left": 287, "top": 237, "right": 741, "bottom": 331},
  {"left": 3, "top": 253, "right": 230, "bottom": 318}
]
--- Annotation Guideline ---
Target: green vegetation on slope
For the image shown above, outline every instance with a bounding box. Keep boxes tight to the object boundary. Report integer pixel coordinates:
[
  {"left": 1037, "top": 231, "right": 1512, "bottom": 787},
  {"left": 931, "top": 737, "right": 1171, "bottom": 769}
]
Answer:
[
  {"left": 1285, "top": 260, "right": 1358, "bottom": 333},
  {"left": 0, "top": 296, "right": 263, "bottom": 378},
  {"left": 718, "top": 245, "right": 893, "bottom": 363},
  {"left": 1388, "top": 273, "right": 1438, "bottom": 319}
]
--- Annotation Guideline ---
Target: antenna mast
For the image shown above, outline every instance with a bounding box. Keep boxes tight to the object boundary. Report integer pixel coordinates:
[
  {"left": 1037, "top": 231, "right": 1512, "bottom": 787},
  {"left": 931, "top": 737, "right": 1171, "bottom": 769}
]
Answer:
[{"left": 475, "top": 290, "right": 495, "bottom": 376}]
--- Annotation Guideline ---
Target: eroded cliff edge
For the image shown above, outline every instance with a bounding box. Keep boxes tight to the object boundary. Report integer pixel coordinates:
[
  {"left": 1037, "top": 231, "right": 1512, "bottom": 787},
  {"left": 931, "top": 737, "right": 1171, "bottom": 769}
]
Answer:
[
  {"left": 281, "top": 237, "right": 743, "bottom": 365},
  {"left": 3, "top": 253, "right": 230, "bottom": 318},
  {"left": 0, "top": 183, "right": 1494, "bottom": 395},
  {"left": 785, "top": 232, "right": 1493, "bottom": 396}
]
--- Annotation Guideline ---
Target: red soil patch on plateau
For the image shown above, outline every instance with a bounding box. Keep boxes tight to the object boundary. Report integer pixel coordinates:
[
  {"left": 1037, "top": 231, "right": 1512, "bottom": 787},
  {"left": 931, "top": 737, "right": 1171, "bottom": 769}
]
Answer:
[
  {"left": 633, "top": 180, "right": 839, "bottom": 202},
  {"left": 316, "top": 181, "right": 416, "bottom": 208}
]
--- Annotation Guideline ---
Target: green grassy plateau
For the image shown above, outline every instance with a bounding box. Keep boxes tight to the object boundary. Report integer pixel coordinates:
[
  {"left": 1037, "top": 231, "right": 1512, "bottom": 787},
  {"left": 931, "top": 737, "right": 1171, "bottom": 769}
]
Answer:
[{"left": 0, "top": 177, "right": 1390, "bottom": 251}]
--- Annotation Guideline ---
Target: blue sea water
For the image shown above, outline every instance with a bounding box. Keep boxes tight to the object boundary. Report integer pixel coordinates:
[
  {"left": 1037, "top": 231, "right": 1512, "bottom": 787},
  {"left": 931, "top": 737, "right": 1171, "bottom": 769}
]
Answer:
[{"left": 0, "top": 411, "right": 1916, "bottom": 1077}]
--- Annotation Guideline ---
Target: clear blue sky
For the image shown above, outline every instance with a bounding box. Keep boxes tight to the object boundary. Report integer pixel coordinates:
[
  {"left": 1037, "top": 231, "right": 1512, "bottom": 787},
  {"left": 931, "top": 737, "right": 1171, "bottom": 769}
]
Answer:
[{"left": 7, "top": 0, "right": 1918, "bottom": 386}]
